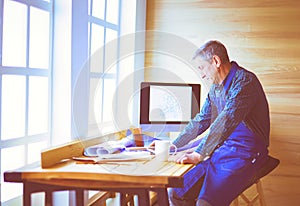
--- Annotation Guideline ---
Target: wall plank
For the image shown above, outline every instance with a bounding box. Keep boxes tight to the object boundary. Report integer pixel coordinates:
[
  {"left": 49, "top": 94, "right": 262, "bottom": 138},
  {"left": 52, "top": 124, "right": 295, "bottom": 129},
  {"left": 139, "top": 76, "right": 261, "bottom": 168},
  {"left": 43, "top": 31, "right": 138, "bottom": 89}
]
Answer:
[{"left": 145, "top": 0, "right": 300, "bottom": 205}]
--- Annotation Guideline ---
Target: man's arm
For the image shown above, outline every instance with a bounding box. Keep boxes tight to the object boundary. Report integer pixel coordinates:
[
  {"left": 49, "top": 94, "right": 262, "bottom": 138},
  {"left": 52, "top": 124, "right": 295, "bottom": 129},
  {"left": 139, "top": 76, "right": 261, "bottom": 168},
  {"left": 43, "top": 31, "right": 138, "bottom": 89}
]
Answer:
[{"left": 172, "top": 95, "right": 214, "bottom": 148}]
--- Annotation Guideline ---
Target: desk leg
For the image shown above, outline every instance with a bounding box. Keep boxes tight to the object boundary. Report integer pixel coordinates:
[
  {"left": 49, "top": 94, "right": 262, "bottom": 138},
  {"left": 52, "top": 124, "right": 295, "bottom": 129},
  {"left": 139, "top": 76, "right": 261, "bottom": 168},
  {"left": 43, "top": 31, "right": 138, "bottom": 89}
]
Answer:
[
  {"left": 75, "top": 189, "right": 84, "bottom": 206},
  {"left": 137, "top": 190, "right": 150, "bottom": 206},
  {"left": 45, "top": 190, "right": 53, "bottom": 206},
  {"left": 23, "top": 182, "right": 31, "bottom": 206},
  {"left": 153, "top": 188, "right": 169, "bottom": 206},
  {"left": 120, "top": 193, "right": 128, "bottom": 205}
]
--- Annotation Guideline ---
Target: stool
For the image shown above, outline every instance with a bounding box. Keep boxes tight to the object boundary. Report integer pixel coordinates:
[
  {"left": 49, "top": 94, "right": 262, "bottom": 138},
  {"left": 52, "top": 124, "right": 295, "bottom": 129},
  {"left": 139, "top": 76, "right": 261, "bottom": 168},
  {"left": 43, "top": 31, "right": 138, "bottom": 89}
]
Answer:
[{"left": 231, "top": 155, "right": 280, "bottom": 206}]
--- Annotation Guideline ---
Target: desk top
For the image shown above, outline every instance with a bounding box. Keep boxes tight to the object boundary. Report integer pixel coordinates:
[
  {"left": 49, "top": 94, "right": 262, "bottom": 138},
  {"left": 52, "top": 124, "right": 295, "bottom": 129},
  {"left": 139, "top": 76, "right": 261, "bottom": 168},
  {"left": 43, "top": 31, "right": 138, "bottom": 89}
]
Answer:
[
  {"left": 4, "top": 156, "right": 194, "bottom": 189},
  {"left": 5, "top": 130, "right": 194, "bottom": 190}
]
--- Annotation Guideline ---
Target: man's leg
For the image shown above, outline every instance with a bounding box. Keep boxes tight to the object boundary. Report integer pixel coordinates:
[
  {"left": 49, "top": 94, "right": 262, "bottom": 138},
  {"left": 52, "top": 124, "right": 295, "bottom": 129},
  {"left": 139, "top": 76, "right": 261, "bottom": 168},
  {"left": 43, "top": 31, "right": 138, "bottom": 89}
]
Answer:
[
  {"left": 168, "top": 188, "right": 197, "bottom": 206},
  {"left": 196, "top": 144, "right": 269, "bottom": 206},
  {"left": 169, "top": 175, "right": 204, "bottom": 206}
]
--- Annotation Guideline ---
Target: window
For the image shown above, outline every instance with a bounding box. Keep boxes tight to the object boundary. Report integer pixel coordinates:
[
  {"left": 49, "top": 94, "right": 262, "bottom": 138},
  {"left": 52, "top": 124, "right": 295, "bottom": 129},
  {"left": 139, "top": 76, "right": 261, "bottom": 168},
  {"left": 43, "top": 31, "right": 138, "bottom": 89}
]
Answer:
[
  {"left": 1, "top": 0, "right": 144, "bottom": 205},
  {"left": 87, "top": 0, "right": 121, "bottom": 136},
  {"left": 85, "top": 0, "right": 138, "bottom": 137},
  {"left": 0, "top": 0, "right": 52, "bottom": 204}
]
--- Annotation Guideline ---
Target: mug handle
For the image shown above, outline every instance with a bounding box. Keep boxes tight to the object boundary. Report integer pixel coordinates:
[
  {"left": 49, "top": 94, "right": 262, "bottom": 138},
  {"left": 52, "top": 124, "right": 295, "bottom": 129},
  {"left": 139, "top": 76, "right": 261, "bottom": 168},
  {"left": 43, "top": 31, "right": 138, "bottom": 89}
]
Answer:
[{"left": 170, "top": 144, "right": 177, "bottom": 156}]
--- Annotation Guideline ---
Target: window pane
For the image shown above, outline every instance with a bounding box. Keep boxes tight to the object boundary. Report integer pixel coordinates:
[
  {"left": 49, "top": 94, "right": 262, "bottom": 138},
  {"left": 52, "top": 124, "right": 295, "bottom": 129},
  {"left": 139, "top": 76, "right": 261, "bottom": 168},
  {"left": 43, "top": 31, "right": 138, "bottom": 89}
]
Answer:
[
  {"left": 106, "top": 0, "right": 119, "bottom": 24},
  {"left": 1, "top": 146, "right": 25, "bottom": 202},
  {"left": 88, "top": 78, "right": 103, "bottom": 136},
  {"left": 1, "top": 75, "right": 26, "bottom": 140},
  {"left": 91, "top": 0, "right": 105, "bottom": 20},
  {"left": 2, "top": 0, "right": 27, "bottom": 67},
  {"left": 90, "top": 24, "right": 105, "bottom": 73},
  {"left": 28, "top": 141, "right": 48, "bottom": 164},
  {"left": 28, "top": 76, "right": 49, "bottom": 136},
  {"left": 29, "top": 7, "right": 50, "bottom": 69},
  {"left": 121, "top": 0, "right": 137, "bottom": 34},
  {"left": 90, "top": 78, "right": 102, "bottom": 124},
  {"left": 105, "top": 28, "right": 118, "bottom": 74},
  {"left": 105, "top": 28, "right": 118, "bottom": 44},
  {"left": 102, "top": 79, "right": 115, "bottom": 122},
  {"left": 91, "top": 24, "right": 105, "bottom": 55}
]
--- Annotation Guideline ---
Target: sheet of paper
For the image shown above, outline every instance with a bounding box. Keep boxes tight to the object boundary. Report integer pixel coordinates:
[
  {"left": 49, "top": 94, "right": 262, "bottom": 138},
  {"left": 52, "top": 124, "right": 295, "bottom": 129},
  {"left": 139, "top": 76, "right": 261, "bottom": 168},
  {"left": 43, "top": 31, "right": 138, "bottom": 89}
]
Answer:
[{"left": 96, "top": 151, "right": 152, "bottom": 162}]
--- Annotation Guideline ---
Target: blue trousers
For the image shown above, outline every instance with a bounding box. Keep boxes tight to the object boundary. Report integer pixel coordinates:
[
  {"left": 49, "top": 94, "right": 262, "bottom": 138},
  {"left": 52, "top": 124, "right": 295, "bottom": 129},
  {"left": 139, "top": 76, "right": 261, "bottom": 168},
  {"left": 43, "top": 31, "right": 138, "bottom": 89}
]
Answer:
[{"left": 169, "top": 130, "right": 268, "bottom": 206}]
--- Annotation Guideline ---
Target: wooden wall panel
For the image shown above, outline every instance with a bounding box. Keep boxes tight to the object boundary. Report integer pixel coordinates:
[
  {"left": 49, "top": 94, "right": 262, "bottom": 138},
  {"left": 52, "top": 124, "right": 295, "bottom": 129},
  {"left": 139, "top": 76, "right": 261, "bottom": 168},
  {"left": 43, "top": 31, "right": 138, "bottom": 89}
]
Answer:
[{"left": 145, "top": 0, "right": 300, "bottom": 205}]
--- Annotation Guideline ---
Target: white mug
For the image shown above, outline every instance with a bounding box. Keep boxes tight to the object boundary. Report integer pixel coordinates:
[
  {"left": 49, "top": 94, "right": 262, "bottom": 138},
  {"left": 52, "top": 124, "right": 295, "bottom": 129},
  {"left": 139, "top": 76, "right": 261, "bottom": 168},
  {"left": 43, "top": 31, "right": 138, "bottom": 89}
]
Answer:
[{"left": 154, "top": 140, "right": 177, "bottom": 161}]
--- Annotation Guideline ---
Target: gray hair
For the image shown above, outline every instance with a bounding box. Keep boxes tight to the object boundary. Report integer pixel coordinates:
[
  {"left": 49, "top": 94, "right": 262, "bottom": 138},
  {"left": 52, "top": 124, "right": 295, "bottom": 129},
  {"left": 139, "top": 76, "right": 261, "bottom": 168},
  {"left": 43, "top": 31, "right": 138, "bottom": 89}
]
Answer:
[{"left": 193, "top": 40, "right": 230, "bottom": 63}]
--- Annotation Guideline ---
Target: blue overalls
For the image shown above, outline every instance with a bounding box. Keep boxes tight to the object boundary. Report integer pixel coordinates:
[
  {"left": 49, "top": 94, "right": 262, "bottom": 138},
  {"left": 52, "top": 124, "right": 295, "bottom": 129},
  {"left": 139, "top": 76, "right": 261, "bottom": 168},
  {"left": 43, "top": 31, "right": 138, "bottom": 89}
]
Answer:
[{"left": 171, "top": 67, "right": 269, "bottom": 206}]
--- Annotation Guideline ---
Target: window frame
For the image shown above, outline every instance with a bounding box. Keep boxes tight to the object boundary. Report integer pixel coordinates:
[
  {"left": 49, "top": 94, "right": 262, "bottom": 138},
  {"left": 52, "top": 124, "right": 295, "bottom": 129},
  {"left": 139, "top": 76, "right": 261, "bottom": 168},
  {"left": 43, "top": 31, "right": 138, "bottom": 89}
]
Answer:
[{"left": 0, "top": 0, "right": 53, "bottom": 204}]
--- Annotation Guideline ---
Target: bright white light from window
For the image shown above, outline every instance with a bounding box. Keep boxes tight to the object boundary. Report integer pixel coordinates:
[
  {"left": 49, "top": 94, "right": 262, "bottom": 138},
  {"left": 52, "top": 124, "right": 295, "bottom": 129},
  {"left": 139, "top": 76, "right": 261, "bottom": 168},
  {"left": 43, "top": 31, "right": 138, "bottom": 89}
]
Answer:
[
  {"left": 120, "top": 0, "right": 136, "bottom": 35},
  {"left": 28, "top": 76, "right": 49, "bottom": 136},
  {"left": 90, "top": 24, "right": 105, "bottom": 73},
  {"left": 2, "top": 0, "right": 27, "bottom": 67},
  {"left": 28, "top": 141, "right": 48, "bottom": 164},
  {"left": 106, "top": 0, "right": 119, "bottom": 24},
  {"left": 106, "top": 28, "right": 118, "bottom": 43},
  {"left": 103, "top": 79, "right": 115, "bottom": 122},
  {"left": 91, "top": 24, "right": 105, "bottom": 56},
  {"left": 1, "top": 75, "right": 26, "bottom": 140},
  {"left": 91, "top": 0, "right": 105, "bottom": 19},
  {"left": 89, "top": 78, "right": 103, "bottom": 136},
  {"left": 90, "top": 78, "right": 103, "bottom": 124},
  {"left": 1, "top": 146, "right": 25, "bottom": 202},
  {"left": 105, "top": 28, "right": 118, "bottom": 74},
  {"left": 29, "top": 7, "right": 50, "bottom": 69}
]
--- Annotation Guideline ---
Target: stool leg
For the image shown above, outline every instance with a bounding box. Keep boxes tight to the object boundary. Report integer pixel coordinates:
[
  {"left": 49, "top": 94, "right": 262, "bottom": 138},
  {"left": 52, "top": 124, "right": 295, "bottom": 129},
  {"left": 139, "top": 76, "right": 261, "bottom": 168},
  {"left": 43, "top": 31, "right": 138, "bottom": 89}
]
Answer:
[
  {"left": 137, "top": 190, "right": 150, "bottom": 206},
  {"left": 256, "top": 180, "right": 267, "bottom": 206}
]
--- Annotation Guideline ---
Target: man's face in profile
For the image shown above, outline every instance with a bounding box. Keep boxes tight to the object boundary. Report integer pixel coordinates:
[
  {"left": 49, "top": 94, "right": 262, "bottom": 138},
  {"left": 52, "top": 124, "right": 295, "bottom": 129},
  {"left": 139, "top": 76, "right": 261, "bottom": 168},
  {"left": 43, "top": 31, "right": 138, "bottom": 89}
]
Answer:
[{"left": 195, "top": 57, "right": 218, "bottom": 85}]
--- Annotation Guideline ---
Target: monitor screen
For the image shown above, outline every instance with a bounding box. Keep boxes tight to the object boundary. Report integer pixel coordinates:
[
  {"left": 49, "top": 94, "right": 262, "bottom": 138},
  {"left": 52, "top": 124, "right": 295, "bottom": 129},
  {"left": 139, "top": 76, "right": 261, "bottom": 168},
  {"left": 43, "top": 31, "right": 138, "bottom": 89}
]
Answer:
[{"left": 139, "top": 82, "right": 201, "bottom": 134}]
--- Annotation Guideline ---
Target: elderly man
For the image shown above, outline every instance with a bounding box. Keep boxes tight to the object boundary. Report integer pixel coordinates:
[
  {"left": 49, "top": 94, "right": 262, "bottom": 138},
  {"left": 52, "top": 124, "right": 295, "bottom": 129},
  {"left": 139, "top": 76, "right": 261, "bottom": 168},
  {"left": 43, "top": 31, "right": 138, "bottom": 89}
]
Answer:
[{"left": 169, "top": 40, "right": 270, "bottom": 206}]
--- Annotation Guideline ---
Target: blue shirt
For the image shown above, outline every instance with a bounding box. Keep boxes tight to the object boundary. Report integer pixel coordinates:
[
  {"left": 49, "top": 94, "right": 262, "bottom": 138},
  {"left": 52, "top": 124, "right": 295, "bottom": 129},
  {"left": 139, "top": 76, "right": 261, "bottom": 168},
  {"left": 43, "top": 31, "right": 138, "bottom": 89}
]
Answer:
[{"left": 172, "top": 61, "right": 270, "bottom": 156}]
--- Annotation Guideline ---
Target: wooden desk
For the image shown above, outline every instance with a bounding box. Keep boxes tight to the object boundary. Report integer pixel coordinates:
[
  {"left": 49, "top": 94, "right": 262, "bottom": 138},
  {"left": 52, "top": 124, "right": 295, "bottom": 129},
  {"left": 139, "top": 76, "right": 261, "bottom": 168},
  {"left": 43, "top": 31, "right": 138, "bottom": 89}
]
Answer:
[{"left": 4, "top": 156, "right": 193, "bottom": 206}]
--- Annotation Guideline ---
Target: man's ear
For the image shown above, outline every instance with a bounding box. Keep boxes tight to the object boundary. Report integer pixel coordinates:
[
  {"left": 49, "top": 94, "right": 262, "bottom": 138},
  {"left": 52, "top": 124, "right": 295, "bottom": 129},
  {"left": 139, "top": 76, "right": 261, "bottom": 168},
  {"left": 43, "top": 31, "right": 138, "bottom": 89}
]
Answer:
[{"left": 212, "top": 55, "right": 221, "bottom": 68}]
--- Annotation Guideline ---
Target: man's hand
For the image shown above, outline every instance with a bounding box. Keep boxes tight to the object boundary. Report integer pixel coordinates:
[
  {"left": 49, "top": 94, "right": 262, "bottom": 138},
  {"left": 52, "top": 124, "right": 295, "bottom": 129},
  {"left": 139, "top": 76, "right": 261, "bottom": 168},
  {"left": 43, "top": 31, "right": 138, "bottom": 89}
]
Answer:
[{"left": 176, "top": 151, "right": 204, "bottom": 164}]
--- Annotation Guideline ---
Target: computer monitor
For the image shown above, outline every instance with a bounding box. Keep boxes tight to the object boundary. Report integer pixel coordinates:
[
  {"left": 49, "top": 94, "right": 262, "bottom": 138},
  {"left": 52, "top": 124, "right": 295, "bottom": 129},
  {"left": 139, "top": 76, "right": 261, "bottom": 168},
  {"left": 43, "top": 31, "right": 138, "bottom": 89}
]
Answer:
[{"left": 139, "top": 82, "right": 201, "bottom": 135}]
